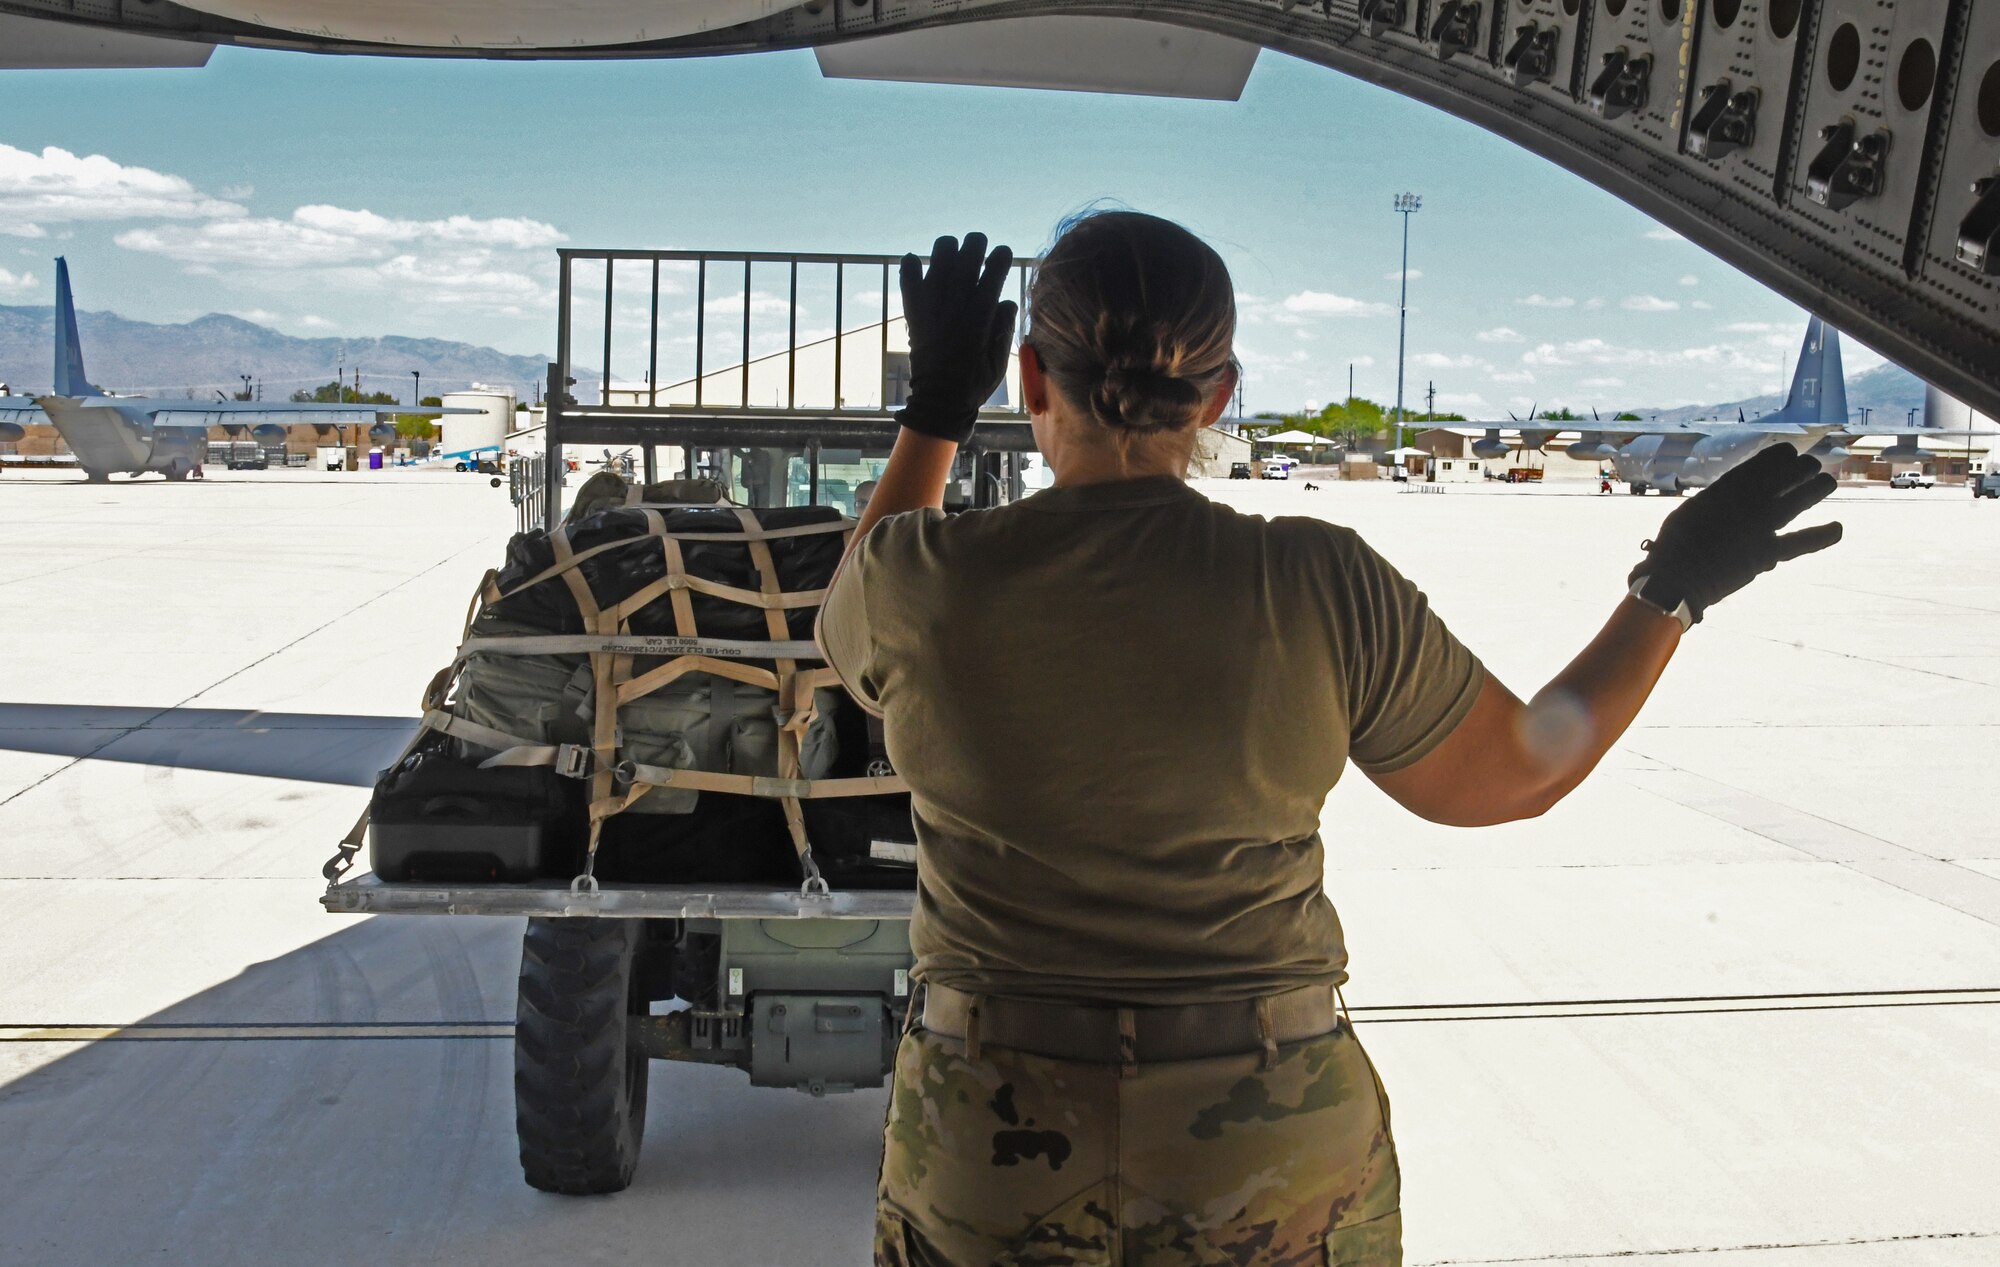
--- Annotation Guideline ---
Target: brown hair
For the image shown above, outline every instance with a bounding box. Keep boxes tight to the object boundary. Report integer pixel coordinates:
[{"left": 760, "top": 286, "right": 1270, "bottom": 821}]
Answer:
[{"left": 1024, "top": 210, "right": 1238, "bottom": 436}]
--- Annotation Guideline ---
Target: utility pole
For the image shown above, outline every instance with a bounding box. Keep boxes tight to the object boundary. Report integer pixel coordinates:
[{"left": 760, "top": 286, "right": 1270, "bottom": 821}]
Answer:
[
  {"left": 1393, "top": 193, "right": 1423, "bottom": 465},
  {"left": 411, "top": 370, "right": 421, "bottom": 409},
  {"left": 1348, "top": 362, "right": 1355, "bottom": 407},
  {"left": 238, "top": 373, "right": 253, "bottom": 401},
  {"left": 1426, "top": 380, "right": 1436, "bottom": 427}
]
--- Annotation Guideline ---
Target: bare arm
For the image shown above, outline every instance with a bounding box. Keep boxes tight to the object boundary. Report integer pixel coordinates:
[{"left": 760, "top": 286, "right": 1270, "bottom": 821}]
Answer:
[
  {"left": 1370, "top": 444, "right": 1843, "bottom": 829},
  {"left": 1368, "top": 598, "right": 1680, "bottom": 827},
  {"left": 844, "top": 428, "right": 958, "bottom": 554}
]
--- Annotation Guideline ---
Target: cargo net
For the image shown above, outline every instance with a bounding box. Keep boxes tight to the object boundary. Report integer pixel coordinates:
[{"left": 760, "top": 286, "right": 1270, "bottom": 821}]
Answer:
[{"left": 342, "top": 474, "right": 907, "bottom": 893}]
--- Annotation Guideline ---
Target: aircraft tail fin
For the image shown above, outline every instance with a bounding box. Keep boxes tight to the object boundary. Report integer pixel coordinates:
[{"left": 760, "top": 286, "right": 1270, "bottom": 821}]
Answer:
[
  {"left": 1780, "top": 317, "right": 1847, "bottom": 427},
  {"left": 52, "top": 258, "right": 100, "bottom": 398}
]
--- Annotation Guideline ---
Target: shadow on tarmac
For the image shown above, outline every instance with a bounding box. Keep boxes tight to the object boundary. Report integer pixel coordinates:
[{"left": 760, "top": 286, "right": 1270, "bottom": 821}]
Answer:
[
  {"left": 0, "top": 915, "right": 890, "bottom": 1265},
  {"left": 0, "top": 704, "right": 418, "bottom": 786}
]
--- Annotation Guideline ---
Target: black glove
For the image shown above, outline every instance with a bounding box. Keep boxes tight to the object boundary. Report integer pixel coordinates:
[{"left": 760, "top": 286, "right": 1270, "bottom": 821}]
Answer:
[
  {"left": 1628, "top": 443, "right": 1844, "bottom": 624},
  {"left": 896, "top": 232, "right": 1019, "bottom": 445}
]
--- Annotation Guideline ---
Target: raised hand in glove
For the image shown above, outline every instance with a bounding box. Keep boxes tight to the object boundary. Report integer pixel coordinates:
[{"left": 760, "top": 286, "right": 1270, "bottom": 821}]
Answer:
[
  {"left": 896, "top": 232, "right": 1019, "bottom": 446},
  {"left": 1628, "top": 443, "right": 1843, "bottom": 626}
]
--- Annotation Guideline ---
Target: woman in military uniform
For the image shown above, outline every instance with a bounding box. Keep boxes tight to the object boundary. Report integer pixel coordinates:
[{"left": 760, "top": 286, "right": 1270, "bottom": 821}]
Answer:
[{"left": 818, "top": 213, "right": 1840, "bottom": 1266}]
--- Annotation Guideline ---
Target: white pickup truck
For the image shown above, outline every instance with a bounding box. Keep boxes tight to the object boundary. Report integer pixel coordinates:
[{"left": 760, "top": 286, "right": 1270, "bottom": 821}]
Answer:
[{"left": 1890, "top": 470, "right": 1937, "bottom": 489}]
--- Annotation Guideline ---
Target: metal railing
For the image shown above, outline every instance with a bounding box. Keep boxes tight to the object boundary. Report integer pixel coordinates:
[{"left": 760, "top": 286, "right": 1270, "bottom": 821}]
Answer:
[
  {"left": 545, "top": 248, "right": 1039, "bottom": 519},
  {"left": 510, "top": 452, "right": 548, "bottom": 533}
]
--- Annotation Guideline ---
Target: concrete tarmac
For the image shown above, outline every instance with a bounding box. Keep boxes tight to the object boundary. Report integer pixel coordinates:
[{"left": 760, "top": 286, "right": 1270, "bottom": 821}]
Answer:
[{"left": 0, "top": 467, "right": 1995, "bottom": 1265}]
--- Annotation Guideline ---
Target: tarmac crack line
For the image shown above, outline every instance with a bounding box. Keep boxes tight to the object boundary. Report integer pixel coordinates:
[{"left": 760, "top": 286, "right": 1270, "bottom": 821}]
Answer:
[
  {"left": 1617, "top": 752, "right": 2000, "bottom": 929},
  {"left": 10, "top": 988, "right": 1999, "bottom": 1040},
  {"left": 1414, "top": 1227, "right": 1999, "bottom": 1264},
  {"left": 0, "top": 535, "right": 496, "bottom": 813}
]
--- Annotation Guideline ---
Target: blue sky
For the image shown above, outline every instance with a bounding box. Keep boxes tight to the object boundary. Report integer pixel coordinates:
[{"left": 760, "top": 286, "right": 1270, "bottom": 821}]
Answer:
[{"left": 0, "top": 43, "right": 1875, "bottom": 415}]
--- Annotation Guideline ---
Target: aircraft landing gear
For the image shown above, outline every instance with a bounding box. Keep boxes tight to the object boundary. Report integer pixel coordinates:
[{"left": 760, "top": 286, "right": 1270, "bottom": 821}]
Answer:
[
  {"left": 83, "top": 469, "right": 110, "bottom": 484},
  {"left": 1628, "top": 482, "right": 1648, "bottom": 495}
]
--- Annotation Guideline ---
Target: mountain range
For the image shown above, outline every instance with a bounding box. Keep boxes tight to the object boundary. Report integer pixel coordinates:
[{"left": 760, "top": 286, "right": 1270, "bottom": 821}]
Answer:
[
  {"left": 0, "top": 303, "right": 1930, "bottom": 425},
  {"left": 0, "top": 305, "right": 594, "bottom": 403},
  {"left": 1613, "top": 360, "right": 1928, "bottom": 429}
]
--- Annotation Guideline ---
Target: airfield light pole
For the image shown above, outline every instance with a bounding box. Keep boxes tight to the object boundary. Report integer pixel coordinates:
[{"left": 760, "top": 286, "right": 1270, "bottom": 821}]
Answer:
[
  {"left": 411, "top": 370, "right": 421, "bottom": 409},
  {"left": 1393, "top": 193, "right": 1422, "bottom": 466}
]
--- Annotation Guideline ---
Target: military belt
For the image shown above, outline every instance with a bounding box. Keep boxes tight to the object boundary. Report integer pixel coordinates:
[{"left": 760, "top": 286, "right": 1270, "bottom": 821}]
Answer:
[{"left": 919, "top": 982, "right": 1342, "bottom": 1073}]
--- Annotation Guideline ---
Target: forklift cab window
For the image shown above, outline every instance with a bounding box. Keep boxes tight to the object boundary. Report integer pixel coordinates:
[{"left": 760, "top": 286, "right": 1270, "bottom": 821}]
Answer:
[{"left": 687, "top": 443, "right": 1020, "bottom": 513}]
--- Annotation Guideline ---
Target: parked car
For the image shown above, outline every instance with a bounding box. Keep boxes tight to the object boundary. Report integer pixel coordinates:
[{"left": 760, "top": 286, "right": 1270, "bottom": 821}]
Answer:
[
  {"left": 1890, "top": 470, "right": 1936, "bottom": 489},
  {"left": 1260, "top": 458, "right": 1292, "bottom": 480},
  {"left": 1974, "top": 470, "right": 2000, "bottom": 499},
  {"left": 1229, "top": 461, "right": 1253, "bottom": 479}
]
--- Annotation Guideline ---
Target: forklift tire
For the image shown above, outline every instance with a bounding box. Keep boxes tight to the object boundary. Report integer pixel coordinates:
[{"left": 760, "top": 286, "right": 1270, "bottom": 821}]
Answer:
[{"left": 515, "top": 917, "right": 650, "bottom": 1195}]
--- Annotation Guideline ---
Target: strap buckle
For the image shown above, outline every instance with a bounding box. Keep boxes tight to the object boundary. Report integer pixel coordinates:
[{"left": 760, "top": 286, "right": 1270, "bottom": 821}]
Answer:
[{"left": 553, "top": 743, "right": 592, "bottom": 779}]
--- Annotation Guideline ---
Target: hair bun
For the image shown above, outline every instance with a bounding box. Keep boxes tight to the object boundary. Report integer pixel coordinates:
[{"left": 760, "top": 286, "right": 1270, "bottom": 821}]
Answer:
[{"left": 1090, "top": 362, "right": 1204, "bottom": 433}]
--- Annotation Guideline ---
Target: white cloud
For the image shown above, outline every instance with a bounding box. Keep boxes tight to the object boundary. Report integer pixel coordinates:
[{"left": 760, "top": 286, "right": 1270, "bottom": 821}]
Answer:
[
  {"left": 114, "top": 200, "right": 567, "bottom": 316},
  {"left": 1409, "top": 352, "right": 1488, "bottom": 370},
  {"left": 1280, "top": 290, "right": 1391, "bottom": 319},
  {"left": 298, "top": 314, "right": 335, "bottom": 329},
  {"left": 0, "top": 143, "right": 243, "bottom": 236},
  {"left": 1645, "top": 227, "right": 1685, "bottom": 242},
  {"left": 1584, "top": 297, "right": 1606, "bottom": 310},
  {"left": 1476, "top": 326, "right": 1525, "bottom": 344},
  {"left": 1679, "top": 275, "right": 1700, "bottom": 287},
  {"left": 1518, "top": 294, "right": 1575, "bottom": 309},
  {"left": 1434, "top": 392, "right": 1491, "bottom": 413},
  {"left": 1723, "top": 321, "right": 1782, "bottom": 333},
  {"left": 1490, "top": 369, "right": 1536, "bottom": 385},
  {"left": 1522, "top": 337, "right": 1781, "bottom": 378},
  {"left": 1383, "top": 269, "right": 1423, "bottom": 282},
  {"left": 703, "top": 290, "right": 797, "bottom": 319},
  {"left": 118, "top": 203, "right": 564, "bottom": 266},
  {"left": 1580, "top": 376, "right": 1626, "bottom": 388},
  {"left": 227, "top": 308, "right": 281, "bottom": 324},
  {"left": 1692, "top": 299, "right": 1714, "bottom": 310},
  {"left": 1622, "top": 295, "right": 1682, "bottom": 313},
  {"left": 0, "top": 266, "right": 37, "bottom": 297}
]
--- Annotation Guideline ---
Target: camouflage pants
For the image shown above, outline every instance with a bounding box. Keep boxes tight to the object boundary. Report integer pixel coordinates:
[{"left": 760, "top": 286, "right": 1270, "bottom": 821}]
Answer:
[{"left": 874, "top": 1021, "right": 1401, "bottom": 1266}]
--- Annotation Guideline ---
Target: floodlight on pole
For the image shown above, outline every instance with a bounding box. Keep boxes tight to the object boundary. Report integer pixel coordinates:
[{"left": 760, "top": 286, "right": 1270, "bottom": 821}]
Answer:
[{"left": 1393, "top": 193, "right": 1423, "bottom": 465}]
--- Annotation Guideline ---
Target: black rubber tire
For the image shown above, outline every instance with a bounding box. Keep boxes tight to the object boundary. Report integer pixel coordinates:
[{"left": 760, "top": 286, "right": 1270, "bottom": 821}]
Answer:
[{"left": 515, "top": 917, "right": 650, "bottom": 1195}]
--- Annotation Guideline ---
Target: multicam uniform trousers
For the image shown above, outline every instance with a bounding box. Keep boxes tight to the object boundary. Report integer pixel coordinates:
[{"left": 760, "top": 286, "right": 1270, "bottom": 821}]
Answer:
[{"left": 874, "top": 1020, "right": 1402, "bottom": 1267}]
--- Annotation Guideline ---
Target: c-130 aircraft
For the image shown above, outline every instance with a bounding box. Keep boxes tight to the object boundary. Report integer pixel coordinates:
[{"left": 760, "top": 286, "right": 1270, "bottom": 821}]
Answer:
[
  {"left": 1461, "top": 320, "right": 1994, "bottom": 494},
  {"left": 0, "top": 259, "right": 453, "bottom": 481}
]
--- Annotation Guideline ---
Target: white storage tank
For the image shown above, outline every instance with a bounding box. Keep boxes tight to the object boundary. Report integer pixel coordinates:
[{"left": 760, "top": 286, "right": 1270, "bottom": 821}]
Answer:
[{"left": 440, "top": 389, "right": 514, "bottom": 457}]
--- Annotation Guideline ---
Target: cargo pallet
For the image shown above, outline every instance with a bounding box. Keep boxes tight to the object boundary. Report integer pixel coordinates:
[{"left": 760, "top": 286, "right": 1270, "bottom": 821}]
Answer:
[{"left": 325, "top": 247, "right": 1036, "bottom": 1195}]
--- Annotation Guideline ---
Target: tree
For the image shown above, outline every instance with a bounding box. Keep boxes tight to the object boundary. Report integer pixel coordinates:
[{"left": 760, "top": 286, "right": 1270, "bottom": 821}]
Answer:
[
  {"left": 392, "top": 396, "right": 445, "bottom": 440},
  {"left": 1537, "top": 407, "right": 1582, "bottom": 422},
  {"left": 289, "top": 381, "right": 398, "bottom": 406},
  {"left": 1613, "top": 412, "right": 1643, "bottom": 422}
]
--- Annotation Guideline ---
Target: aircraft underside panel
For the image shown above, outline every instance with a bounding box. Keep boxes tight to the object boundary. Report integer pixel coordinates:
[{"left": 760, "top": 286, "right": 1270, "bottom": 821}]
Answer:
[{"left": 5, "top": 0, "right": 1995, "bottom": 418}]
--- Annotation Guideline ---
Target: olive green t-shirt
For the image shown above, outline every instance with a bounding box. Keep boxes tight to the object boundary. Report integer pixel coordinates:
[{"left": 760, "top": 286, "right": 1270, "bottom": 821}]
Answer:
[{"left": 817, "top": 476, "right": 1484, "bottom": 1006}]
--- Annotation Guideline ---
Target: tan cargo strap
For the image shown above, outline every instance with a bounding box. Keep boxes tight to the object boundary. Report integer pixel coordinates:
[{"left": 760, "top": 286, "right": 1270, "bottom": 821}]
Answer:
[
  {"left": 420, "top": 709, "right": 593, "bottom": 778},
  {"left": 456, "top": 633, "right": 822, "bottom": 661},
  {"left": 919, "top": 983, "right": 1342, "bottom": 1069},
  {"left": 394, "top": 489, "right": 862, "bottom": 892},
  {"left": 494, "top": 517, "right": 851, "bottom": 604},
  {"left": 614, "top": 760, "right": 905, "bottom": 801}
]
